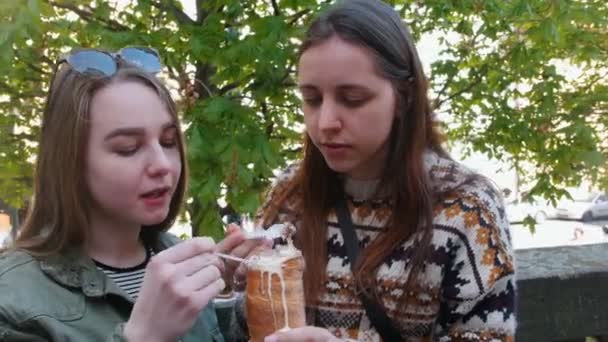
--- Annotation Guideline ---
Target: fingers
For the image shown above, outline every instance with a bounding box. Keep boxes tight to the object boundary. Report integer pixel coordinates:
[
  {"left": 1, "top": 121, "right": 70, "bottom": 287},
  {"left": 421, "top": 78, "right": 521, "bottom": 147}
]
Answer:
[
  {"left": 222, "top": 239, "right": 268, "bottom": 278},
  {"left": 230, "top": 238, "right": 269, "bottom": 260},
  {"left": 216, "top": 229, "right": 247, "bottom": 254},
  {"left": 264, "top": 330, "right": 293, "bottom": 342},
  {"left": 263, "top": 327, "right": 338, "bottom": 342},
  {"left": 166, "top": 275, "right": 225, "bottom": 321},
  {"left": 153, "top": 237, "right": 216, "bottom": 264},
  {"left": 192, "top": 277, "right": 226, "bottom": 308},
  {"left": 174, "top": 253, "right": 224, "bottom": 278},
  {"left": 232, "top": 263, "right": 247, "bottom": 291},
  {"left": 181, "top": 264, "right": 223, "bottom": 292},
  {"left": 224, "top": 223, "right": 241, "bottom": 235}
]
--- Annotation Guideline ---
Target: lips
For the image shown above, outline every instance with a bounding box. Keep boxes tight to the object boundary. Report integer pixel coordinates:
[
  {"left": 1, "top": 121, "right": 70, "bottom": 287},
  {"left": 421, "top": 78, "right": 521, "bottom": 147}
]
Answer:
[
  {"left": 321, "top": 142, "right": 351, "bottom": 154},
  {"left": 140, "top": 186, "right": 171, "bottom": 199},
  {"left": 323, "top": 143, "right": 349, "bottom": 149}
]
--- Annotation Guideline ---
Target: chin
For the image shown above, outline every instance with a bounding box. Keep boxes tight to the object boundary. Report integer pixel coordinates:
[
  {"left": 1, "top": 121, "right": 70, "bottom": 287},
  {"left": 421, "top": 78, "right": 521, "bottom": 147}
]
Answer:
[
  {"left": 140, "top": 212, "right": 171, "bottom": 226},
  {"left": 324, "top": 160, "right": 354, "bottom": 175}
]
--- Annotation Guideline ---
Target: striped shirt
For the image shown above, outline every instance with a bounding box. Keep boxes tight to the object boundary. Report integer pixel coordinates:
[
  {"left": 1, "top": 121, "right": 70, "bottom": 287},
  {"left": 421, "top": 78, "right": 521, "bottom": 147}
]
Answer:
[{"left": 94, "top": 245, "right": 154, "bottom": 300}]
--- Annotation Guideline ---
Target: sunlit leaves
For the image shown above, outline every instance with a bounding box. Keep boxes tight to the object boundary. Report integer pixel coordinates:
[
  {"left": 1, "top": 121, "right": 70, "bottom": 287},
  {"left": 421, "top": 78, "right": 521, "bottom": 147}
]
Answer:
[{"left": 1, "top": 0, "right": 606, "bottom": 238}]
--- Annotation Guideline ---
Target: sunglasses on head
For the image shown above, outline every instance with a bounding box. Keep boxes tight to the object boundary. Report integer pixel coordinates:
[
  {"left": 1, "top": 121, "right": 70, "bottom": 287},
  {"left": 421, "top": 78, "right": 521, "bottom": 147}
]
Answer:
[{"left": 58, "top": 46, "right": 162, "bottom": 76}]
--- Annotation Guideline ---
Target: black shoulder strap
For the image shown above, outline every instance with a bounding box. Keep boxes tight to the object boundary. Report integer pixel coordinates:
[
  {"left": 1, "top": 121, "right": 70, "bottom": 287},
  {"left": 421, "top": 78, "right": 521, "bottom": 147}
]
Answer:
[{"left": 335, "top": 197, "right": 403, "bottom": 342}]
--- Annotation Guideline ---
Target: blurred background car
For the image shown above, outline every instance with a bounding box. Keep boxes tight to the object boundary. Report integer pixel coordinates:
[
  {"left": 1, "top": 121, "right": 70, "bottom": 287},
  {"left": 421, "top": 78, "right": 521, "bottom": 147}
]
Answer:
[
  {"left": 555, "top": 192, "right": 608, "bottom": 222},
  {"left": 506, "top": 197, "right": 556, "bottom": 224}
]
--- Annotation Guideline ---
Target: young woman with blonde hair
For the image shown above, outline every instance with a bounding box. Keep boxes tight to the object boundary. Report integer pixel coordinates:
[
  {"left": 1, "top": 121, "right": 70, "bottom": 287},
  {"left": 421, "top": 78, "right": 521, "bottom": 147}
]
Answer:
[{"left": 0, "top": 48, "right": 256, "bottom": 341}]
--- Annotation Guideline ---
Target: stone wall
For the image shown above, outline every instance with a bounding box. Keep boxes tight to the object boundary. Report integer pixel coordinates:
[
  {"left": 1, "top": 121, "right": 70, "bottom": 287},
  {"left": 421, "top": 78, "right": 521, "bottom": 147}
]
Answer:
[{"left": 516, "top": 243, "right": 608, "bottom": 341}]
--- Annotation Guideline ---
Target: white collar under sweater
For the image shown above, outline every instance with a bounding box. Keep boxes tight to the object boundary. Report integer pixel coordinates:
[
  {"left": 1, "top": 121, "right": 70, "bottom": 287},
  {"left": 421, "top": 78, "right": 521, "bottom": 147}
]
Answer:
[{"left": 343, "top": 149, "right": 475, "bottom": 201}]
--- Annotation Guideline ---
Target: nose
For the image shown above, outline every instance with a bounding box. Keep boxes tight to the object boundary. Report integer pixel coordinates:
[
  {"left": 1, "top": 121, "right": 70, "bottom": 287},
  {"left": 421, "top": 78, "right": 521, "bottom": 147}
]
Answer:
[
  {"left": 146, "top": 144, "right": 172, "bottom": 177},
  {"left": 317, "top": 100, "right": 341, "bottom": 131}
]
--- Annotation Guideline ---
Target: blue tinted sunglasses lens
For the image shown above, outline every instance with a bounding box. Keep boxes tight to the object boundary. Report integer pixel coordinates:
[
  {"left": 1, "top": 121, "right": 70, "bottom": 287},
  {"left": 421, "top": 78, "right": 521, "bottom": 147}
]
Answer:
[
  {"left": 67, "top": 51, "right": 116, "bottom": 76},
  {"left": 120, "top": 47, "right": 161, "bottom": 73}
]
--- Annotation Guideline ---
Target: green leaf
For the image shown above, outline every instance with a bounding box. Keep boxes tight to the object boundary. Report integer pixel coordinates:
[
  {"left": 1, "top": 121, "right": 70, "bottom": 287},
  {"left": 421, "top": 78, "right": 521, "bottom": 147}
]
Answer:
[{"left": 580, "top": 151, "right": 605, "bottom": 168}]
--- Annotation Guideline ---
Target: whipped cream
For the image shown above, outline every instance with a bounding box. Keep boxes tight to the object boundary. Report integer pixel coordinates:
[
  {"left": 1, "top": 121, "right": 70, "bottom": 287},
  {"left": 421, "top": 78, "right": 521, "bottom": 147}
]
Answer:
[{"left": 247, "top": 225, "right": 302, "bottom": 330}]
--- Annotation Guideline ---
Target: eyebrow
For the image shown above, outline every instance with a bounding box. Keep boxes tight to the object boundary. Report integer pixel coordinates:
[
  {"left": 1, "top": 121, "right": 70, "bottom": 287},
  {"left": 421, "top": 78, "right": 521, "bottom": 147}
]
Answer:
[
  {"left": 104, "top": 122, "right": 177, "bottom": 141},
  {"left": 298, "top": 84, "right": 371, "bottom": 91},
  {"left": 336, "top": 84, "right": 371, "bottom": 92},
  {"left": 298, "top": 84, "right": 317, "bottom": 92}
]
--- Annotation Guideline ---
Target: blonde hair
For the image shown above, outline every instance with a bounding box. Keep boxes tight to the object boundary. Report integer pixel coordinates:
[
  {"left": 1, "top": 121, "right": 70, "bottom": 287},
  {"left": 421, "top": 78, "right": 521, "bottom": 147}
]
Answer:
[{"left": 10, "top": 64, "right": 187, "bottom": 256}]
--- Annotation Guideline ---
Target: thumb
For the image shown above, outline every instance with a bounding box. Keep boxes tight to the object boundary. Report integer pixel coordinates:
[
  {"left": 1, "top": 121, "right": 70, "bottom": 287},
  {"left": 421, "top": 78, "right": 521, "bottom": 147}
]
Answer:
[
  {"left": 264, "top": 335, "right": 279, "bottom": 342},
  {"left": 225, "top": 223, "right": 241, "bottom": 235}
]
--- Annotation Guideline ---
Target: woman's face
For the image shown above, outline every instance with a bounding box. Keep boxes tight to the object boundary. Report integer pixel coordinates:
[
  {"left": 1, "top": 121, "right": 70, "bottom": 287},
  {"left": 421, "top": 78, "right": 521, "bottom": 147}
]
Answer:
[
  {"left": 298, "top": 36, "right": 397, "bottom": 180},
  {"left": 85, "top": 80, "right": 182, "bottom": 228}
]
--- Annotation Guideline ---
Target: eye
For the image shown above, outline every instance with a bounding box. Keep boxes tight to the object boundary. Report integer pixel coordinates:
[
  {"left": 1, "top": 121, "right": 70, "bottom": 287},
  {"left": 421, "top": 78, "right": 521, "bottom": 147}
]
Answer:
[
  {"left": 303, "top": 96, "right": 322, "bottom": 107},
  {"left": 161, "top": 137, "right": 177, "bottom": 148},
  {"left": 116, "top": 146, "right": 138, "bottom": 156},
  {"left": 342, "top": 98, "right": 367, "bottom": 108},
  {"left": 339, "top": 94, "right": 369, "bottom": 108},
  {"left": 161, "top": 129, "right": 178, "bottom": 148},
  {"left": 299, "top": 88, "right": 322, "bottom": 108}
]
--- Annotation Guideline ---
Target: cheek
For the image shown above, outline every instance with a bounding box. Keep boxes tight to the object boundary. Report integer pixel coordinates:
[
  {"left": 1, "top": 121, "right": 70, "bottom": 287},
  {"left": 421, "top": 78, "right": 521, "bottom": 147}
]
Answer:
[
  {"left": 168, "top": 149, "right": 183, "bottom": 177},
  {"left": 86, "top": 157, "right": 139, "bottom": 194},
  {"left": 358, "top": 101, "right": 395, "bottom": 143},
  {"left": 303, "top": 113, "right": 319, "bottom": 138},
  {"left": 376, "top": 96, "right": 398, "bottom": 132},
  {"left": 302, "top": 109, "right": 314, "bottom": 127}
]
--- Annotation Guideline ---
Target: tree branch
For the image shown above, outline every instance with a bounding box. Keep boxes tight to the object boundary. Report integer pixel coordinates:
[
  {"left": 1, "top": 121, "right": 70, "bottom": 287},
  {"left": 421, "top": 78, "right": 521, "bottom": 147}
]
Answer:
[
  {"left": 46, "top": 0, "right": 129, "bottom": 31},
  {"left": 11, "top": 52, "right": 48, "bottom": 80},
  {"left": 218, "top": 72, "right": 256, "bottom": 95},
  {"left": 0, "top": 82, "right": 45, "bottom": 99},
  {"left": 151, "top": 0, "right": 195, "bottom": 26},
  {"left": 285, "top": 146, "right": 302, "bottom": 155},
  {"left": 270, "top": 0, "right": 281, "bottom": 16},
  {"left": 219, "top": 81, "right": 241, "bottom": 95},
  {"left": 25, "top": 63, "right": 47, "bottom": 76},
  {"left": 260, "top": 101, "right": 275, "bottom": 136},
  {"left": 288, "top": 9, "right": 310, "bottom": 26},
  {"left": 196, "top": 0, "right": 208, "bottom": 23},
  {"left": 433, "top": 79, "right": 451, "bottom": 106},
  {"left": 432, "top": 24, "right": 492, "bottom": 107},
  {"left": 39, "top": 54, "right": 55, "bottom": 68},
  {"left": 434, "top": 73, "right": 485, "bottom": 110},
  {"left": 580, "top": 71, "right": 608, "bottom": 93},
  {"left": 1, "top": 132, "right": 38, "bottom": 143},
  {"left": 193, "top": 62, "right": 218, "bottom": 99},
  {"left": 281, "top": 80, "right": 297, "bottom": 88}
]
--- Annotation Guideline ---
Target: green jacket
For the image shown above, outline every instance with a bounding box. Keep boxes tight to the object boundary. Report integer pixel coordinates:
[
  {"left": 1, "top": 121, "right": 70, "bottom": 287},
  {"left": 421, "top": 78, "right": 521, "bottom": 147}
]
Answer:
[{"left": 0, "top": 233, "right": 226, "bottom": 341}]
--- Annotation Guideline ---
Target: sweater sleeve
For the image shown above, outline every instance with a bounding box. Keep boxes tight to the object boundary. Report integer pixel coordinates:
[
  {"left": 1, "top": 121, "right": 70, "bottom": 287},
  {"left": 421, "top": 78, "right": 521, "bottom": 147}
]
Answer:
[{"left": 434, "top": 185, "right": 516, "bottom": 341}]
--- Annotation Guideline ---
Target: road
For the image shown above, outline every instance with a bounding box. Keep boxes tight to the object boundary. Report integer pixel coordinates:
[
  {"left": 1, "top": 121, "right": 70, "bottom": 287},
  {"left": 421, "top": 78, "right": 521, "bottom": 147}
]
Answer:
[{"left": 511, "top": 218, "right": 608, "bottom": 250}]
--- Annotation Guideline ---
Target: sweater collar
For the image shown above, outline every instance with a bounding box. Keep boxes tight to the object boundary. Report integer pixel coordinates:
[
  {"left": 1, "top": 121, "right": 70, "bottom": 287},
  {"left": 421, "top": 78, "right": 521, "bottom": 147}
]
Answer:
[{"left": 341, "top": 149, "right": 473, "bottom": 200}]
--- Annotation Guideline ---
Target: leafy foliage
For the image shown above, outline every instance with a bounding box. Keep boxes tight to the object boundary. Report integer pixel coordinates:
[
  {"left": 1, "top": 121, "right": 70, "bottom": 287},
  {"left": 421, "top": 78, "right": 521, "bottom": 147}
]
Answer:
[{"left": 1, "top": 0, "right": 606, "bottom": 238}]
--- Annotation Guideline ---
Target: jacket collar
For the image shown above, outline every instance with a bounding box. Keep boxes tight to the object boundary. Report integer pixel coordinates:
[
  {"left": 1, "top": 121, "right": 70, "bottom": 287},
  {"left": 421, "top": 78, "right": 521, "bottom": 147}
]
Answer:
[
  {"left": 39, "top": 246, "right": 132, "bottom": 301},
  {"left": 38, "top": 232, "right": 179, "bottom": 301}
]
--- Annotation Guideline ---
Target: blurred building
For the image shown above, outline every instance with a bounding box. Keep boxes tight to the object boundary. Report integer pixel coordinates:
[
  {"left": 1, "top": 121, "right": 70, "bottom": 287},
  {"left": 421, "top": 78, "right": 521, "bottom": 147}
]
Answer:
[{"left": 0, "top": 199, "right": 18, "bottom": 245}]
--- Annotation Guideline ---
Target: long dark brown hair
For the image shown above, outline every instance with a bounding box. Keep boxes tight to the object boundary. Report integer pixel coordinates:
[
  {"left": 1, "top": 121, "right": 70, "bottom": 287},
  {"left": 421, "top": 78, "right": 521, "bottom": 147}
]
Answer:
[
  {"left": 7, "top": 62, "right": 187, "bottom": 257},
  {"left": 262, "top": 0, "right": 449, "bottom": 305}
]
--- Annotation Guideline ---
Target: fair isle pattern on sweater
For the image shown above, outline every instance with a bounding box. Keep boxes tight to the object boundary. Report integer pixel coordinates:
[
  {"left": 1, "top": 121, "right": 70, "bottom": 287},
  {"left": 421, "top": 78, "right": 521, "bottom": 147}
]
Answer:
[{"left": 257, "top": 151, "right": 516, "bottom": 341}]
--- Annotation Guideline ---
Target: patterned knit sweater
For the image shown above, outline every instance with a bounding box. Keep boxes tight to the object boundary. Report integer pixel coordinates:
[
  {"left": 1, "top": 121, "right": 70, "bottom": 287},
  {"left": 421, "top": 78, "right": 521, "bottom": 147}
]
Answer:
[{"left": 256, "top": 151, "right": 516, "bottom": 341}]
